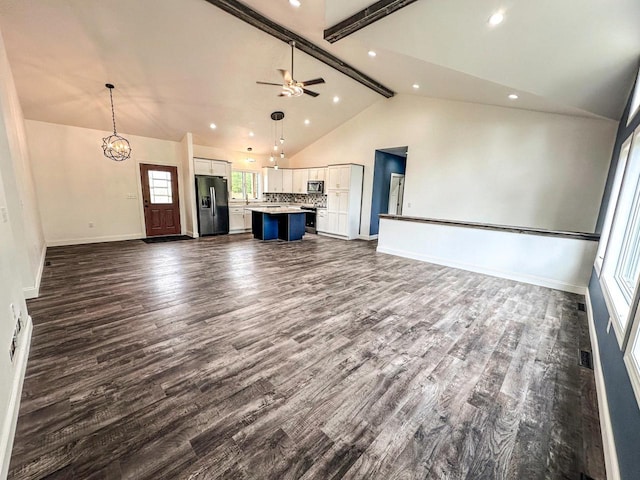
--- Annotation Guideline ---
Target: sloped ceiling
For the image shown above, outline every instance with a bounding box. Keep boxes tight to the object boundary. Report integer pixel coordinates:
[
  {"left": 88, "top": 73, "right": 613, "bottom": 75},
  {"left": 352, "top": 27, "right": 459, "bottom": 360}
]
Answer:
[{"left": 0, "top": 0, "right": 638, "bottom": 157}]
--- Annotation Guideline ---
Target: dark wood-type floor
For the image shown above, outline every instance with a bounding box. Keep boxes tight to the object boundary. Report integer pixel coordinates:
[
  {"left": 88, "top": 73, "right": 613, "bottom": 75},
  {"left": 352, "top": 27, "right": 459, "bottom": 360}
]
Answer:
[{"left": 9, "top": 234, "right": 605, "bottom": 479}]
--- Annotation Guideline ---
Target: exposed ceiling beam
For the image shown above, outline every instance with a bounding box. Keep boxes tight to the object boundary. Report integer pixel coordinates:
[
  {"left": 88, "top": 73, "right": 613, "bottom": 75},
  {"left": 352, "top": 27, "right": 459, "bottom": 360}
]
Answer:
[
  {"left": 324, "top": 0, "right": 419, "bottom": 44},
  {"left": 203, "top": 0, "right": 395, "bottom": 98}
]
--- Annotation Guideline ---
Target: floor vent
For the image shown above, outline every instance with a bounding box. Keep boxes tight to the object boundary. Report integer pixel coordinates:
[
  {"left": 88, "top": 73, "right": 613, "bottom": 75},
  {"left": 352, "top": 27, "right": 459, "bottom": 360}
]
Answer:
[
  {"left": 577, "top": 302, "right": 586, "bottom": 311},
  {"left": 580, "top": 350, "right": 594, "bottom": 370},
  {"left": 44, "top": 261, "right": 52, "bottom": 266},
  {"left": 580, "top": 473, "right": 595, "bottom": 480}
]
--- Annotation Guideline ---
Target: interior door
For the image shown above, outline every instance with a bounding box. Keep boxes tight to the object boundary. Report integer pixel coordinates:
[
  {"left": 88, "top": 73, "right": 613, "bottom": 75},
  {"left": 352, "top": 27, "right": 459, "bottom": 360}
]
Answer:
[
  {"left": 140, "top": 164, "right": 181, "bottom": 237},
  {"left": 388, "top": 174, "right": 405, "bottom": 215}
]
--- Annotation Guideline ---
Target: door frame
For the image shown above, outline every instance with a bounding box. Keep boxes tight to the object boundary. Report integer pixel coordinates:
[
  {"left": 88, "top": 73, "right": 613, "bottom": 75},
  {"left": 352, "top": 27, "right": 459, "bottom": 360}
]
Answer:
[
  {"left": 137, "top": 162, "right": 185, "bottom": 237},
  {"left": 388, "top": 173, "right": 405, "bottom": 215}
]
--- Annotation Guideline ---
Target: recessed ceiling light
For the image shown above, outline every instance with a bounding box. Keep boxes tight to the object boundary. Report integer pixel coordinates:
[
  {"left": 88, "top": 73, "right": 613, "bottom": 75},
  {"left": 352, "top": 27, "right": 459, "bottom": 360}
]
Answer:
[
  {"left": 304, "top": 119, "right": 310, "bottom": 125},
  {"left": 333, "top": 96, "right": 340, "bottom": 103},
  {"left": 368, "top": 50, "right": 377, "bottom": 57},
  {"left": 488, "top": 12, "right": 504, "bottom": 26},
  {"left": 249, "top": 131, "right": 255, "bottom": 137},
  {"left": 508, "top": 93, "right": 519, "bottom": 100},
  {"left": 209, "top": 123, "right": 217, "bottom": 129},
  {"left": 289, "top": 0, "right": 301, "bottom": 7},
  {"left": 412, "top": 84, "right": 420, "bottom": 89}
]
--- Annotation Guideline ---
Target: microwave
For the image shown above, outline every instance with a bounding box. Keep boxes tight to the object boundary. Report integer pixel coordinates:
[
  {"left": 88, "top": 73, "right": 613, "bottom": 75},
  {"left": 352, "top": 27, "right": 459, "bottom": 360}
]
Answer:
[{"left": 307, "top": 180, "right": 324, "bottom": 194}]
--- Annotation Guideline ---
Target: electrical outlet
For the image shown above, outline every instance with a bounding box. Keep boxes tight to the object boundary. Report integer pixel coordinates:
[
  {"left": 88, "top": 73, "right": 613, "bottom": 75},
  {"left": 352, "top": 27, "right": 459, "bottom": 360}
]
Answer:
[
  {"left": 0, "top": 206, "right": 8, "bottom": 223},
  {"left": 89, "top": 222, "right": 95, "bottom": 228}
]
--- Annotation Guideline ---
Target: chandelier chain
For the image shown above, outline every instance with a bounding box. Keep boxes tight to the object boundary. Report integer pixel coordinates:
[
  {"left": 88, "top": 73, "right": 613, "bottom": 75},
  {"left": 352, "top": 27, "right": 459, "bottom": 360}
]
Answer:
[{"left": 109, "top": 87, "right": 117, "bottom": 135}]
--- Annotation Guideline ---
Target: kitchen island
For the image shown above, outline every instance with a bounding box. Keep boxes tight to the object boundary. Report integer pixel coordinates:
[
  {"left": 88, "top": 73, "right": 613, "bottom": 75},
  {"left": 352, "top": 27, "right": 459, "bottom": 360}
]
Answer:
[{"left": 248, "top": 207, "right": 306, "bottom": 241}]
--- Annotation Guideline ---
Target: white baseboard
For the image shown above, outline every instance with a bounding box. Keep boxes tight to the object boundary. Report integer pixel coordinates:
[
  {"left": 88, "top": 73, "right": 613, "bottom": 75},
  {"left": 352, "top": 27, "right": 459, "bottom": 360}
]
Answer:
[
  {"left": 358, "top": 234, "right": 378, "bottom": 241},
  {"left": 46, "top": 233, "right": 143, "bottom": 247},
  {"left": 0, "top": 315, "right": 32, "bottom": 479},
  {"left": 23, "top": 244, "right": 46, "bottom": 300},
  {"left": 186, "top": 230, "right": 198, "bottom": 238},
  {"left": 585, "top": 289, "right": 620, "bottom": 480},
  {"left": 376, "top": 245, "right": 587, "bottom": 294}
]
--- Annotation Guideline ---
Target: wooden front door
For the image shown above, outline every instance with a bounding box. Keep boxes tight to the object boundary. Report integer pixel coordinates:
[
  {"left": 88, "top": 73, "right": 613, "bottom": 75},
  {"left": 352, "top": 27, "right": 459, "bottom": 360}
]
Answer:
[{"left": 140, "top": 164, "right": 181, "bottom": 237}]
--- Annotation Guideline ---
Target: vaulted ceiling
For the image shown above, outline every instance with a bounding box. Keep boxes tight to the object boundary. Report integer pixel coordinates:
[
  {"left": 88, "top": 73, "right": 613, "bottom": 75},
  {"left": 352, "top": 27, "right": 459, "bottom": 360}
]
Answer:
[{"left": 0, "top": 0, "right": 638, "bottom": 157}]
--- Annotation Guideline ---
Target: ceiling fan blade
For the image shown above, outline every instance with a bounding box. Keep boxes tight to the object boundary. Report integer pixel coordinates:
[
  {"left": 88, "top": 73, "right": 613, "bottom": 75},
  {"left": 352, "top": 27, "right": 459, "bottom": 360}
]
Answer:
[
  {"left": 303, "top": 89, "right": 320, "bottom": 97},
  {"left": 278, "top": 69, "right": 293, "bottom": 84},
  {"left": 256, "top": 81, "right": 284, "bottom": 86},
  {"left": 301, "top": 78, "right": 325, "bottom": 87}
]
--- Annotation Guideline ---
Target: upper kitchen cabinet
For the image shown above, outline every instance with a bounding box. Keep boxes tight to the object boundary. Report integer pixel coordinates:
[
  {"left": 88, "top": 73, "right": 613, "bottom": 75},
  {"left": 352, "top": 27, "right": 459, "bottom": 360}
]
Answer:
[
  {"left": 194, "top": 158, "right": 230, "bottom": 178},
  {"left": 325, "top": 164, "right": 364, "bottom": 240},
  {"left": 263, "top": 167, "right": 284, "bottom": 193},
  {"left": 327, "top": 165, "right": 352, "bottom": 190},
  {"left": 282, "top": 169, "right": 293, "bottom": 194},
  {"left": 292, "top": 169, "right": 309, "bottom": 194},
  {"left": 308, "top": 168, "right": 326, "bottom": 182}
]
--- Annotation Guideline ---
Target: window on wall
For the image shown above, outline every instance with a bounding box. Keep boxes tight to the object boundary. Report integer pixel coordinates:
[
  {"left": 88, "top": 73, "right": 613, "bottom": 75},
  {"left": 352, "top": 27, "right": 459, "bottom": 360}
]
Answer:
[
  {"left": 596, "top": 137, "right": 633, "bottom": 275},
  {"left": 629, "top": 66, "right": 640, "bottom": 125},
  {"left": 231, "top": 171, "right": 259, "bottom": 200},
  {"left": 601, "top": 128, "right": 640, "bottom": 343}
]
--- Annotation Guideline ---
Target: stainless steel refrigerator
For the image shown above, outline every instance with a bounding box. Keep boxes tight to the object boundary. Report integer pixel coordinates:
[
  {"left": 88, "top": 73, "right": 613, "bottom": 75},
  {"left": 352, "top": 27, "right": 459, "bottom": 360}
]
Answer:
[{"left": 195, "top": 175, "right": 229, "bottom": 236}]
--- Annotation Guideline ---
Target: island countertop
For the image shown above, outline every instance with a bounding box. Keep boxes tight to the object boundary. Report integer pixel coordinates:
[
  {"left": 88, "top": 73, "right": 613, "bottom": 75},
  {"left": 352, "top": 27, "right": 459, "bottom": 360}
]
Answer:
[{"left": 246, "top": 207, "right": 305, "bottom": 214}]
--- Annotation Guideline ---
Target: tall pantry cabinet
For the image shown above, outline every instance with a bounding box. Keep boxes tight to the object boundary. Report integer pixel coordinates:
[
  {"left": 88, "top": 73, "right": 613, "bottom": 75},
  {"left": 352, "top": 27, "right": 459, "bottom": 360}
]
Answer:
[{"left": 324, "top": 164, "right": 364, "bottom": 240}]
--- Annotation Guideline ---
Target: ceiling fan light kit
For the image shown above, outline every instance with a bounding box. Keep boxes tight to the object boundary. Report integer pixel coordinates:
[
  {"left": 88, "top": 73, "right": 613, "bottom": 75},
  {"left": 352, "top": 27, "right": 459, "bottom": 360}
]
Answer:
[{"left": 257, "top": 41, "right": 325, "bottom": 98}]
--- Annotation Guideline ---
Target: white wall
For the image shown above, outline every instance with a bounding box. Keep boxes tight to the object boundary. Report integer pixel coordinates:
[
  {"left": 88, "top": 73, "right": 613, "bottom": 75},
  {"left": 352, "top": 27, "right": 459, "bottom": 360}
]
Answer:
[
  {"left": 0, "top": 28, "right": 35, "bottom": 478},
  {"left": 26, "top": 120, "right": 189, "bottom": 246},
  {"left": 0, "top": 30, "right": 44, "bottom": 297},
  {"left": 180, "top": 133, "right": 197, "bottom": 237},
  {"left": 378, "top": 218, "right": 597, "bottom": 294},
  {"left": 290, "top": 95, "right": 617, "bottom": 235}
]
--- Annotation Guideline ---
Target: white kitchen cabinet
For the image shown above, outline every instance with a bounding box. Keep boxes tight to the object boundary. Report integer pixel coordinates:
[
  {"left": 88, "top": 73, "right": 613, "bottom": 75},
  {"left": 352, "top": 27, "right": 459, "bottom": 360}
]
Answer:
[
  {"left": 292, "top": 169, "right": 309, "bottom": 194},
  {"left": 308, "top": 168, "right": 326, "bottom": 182},
  {"left": 324, "top": 164, "right": 364, "bottom": 239},
  {"left": 282, "top": 169, "right": 293, "bottom": 193},
  {"left": 244, "top": 209, "right": 253, "bottom": 229},
  {"left": 317, "top": 209, "right": 328, "bottom": 232},
  {"left": 194, "top": 158, "right": 230, "bottom": 178},
  {"left": 327, "top": 165, "right": 351, "bottom": 190},
  {"left": 229, "top": 206, "right": 246, "bottom": 232},
  {"left": 327, "top": 191, "right": 349, "bottom": 213},
  {"left": 263, "top": 167, "right": 284, "bottom": 193}
]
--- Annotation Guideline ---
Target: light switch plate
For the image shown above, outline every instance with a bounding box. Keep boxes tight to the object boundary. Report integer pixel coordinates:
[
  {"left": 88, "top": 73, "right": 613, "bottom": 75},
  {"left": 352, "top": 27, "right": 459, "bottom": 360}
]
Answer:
[{"left": 0, "top": 206, "right": 8, "bottom": 223}]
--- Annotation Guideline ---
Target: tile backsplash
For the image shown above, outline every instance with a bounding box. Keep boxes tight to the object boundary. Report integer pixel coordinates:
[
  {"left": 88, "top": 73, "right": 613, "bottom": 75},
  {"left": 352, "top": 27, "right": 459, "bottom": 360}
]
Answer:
[{"left": 264, "top": 193, "right": 327, "bottom": 207}]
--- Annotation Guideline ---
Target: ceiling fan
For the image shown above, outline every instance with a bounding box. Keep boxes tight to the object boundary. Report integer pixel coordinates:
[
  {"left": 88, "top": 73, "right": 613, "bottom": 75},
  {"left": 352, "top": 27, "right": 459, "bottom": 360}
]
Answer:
[{"left": 256, "top": 41, "right": 325, "bottom": 97}]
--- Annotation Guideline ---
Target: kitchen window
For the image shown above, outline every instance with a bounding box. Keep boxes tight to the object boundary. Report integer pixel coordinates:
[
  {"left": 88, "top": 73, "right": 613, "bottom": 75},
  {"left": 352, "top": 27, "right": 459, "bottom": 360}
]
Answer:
[{"left": 231, "top": 170, "right": 259, "bottom": 200}]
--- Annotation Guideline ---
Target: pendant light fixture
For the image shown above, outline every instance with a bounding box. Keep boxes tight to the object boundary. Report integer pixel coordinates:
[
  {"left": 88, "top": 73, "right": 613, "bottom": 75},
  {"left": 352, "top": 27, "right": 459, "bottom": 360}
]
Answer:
[
  {"left": 271, "top": 111, "right": 285, "bottom": 170},
  {"left": 102, "top": 83, "right": 131, "bottom": 161}
]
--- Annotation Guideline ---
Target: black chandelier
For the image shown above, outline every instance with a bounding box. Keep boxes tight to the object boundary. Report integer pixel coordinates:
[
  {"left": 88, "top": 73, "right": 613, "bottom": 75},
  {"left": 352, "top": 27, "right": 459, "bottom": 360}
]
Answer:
[{"left": 102, "top": 83, "right": 131, "bottom": 161}]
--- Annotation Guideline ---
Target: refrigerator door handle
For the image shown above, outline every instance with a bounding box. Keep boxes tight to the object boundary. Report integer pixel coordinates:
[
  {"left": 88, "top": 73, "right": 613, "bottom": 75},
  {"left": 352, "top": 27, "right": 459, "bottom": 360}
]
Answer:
[{"left": 210, "top": 186, "right": 216, "bottom": 216}]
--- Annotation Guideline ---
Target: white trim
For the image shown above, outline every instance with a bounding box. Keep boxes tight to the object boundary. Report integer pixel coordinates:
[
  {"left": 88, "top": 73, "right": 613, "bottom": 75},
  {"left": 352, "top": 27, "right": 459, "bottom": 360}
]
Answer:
[
  {"left": 599, "top": 276, "right": 627, "bottom": 348},
  {"left": 585, "top": 290, "right": 621, "bottom": 480},
  {"left": 0, "top": 316, "right": 32, "bottom": 480},
  {"left": 186, "top": 230, "right": 198, "bottom": 238},
  {"left": 377, "top": 245, "right": 587, "bottom": 294},
  {"left": 46, "top": 233, "right": 143, "bottom": 247},
  {"left": 622, "top": 295, "right": 640, "bottom": 413},
  {"left": 358, "top": 234, "right": 378, "bottom": 241},
  {"left": 23, "top": 244, "right": 46, "bottom": 300},
  {"left": 317, "top": 232, "right": 350, "bottom": 240}
]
